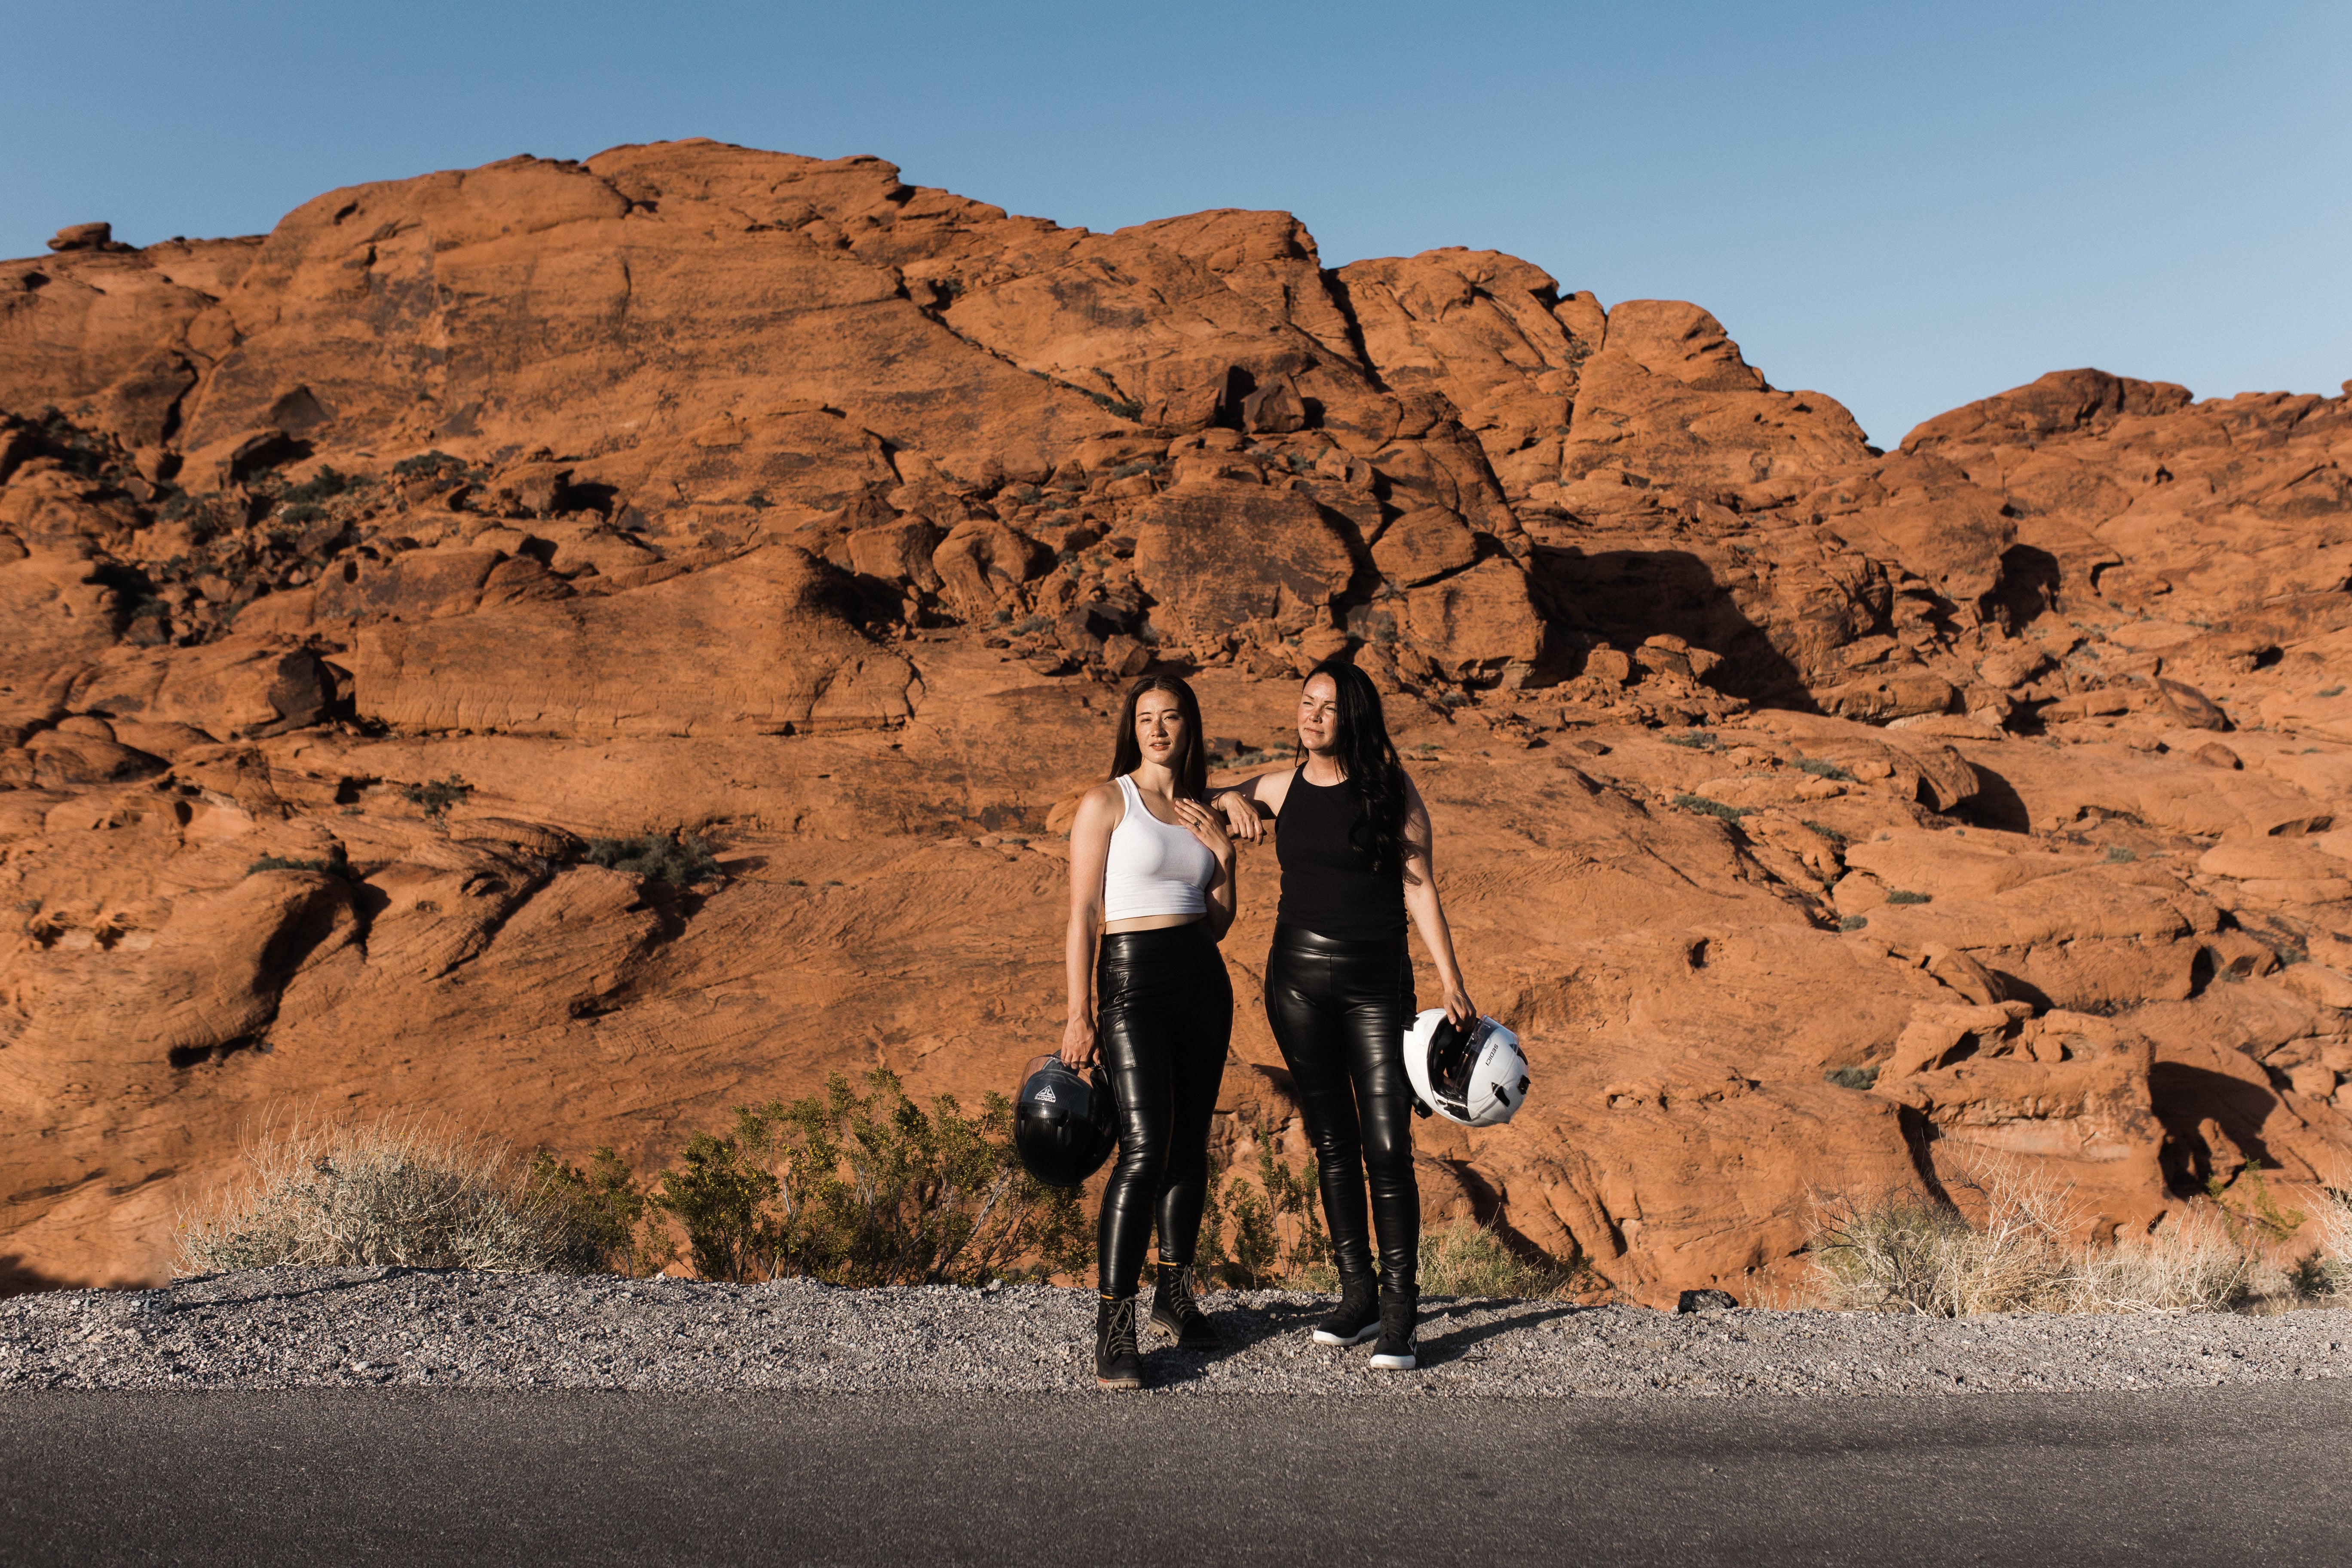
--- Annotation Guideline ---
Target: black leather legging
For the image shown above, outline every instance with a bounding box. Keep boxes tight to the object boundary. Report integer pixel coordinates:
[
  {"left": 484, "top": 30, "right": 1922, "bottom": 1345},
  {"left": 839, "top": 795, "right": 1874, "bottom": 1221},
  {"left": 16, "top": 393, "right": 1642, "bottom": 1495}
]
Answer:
[
  {"left": 1263, "top": 925, "right": 1418, "bottom": 1292},
  {"left": 1095, "top": 922, "right": 1232, "bottom": 1297}
]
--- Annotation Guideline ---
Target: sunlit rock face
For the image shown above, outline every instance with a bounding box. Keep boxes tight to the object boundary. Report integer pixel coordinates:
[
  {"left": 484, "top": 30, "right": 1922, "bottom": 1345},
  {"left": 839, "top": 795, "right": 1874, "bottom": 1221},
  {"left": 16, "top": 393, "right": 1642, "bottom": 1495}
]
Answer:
[{"left": 2, "top": 142, "right": 2346, "bottom": 1302}]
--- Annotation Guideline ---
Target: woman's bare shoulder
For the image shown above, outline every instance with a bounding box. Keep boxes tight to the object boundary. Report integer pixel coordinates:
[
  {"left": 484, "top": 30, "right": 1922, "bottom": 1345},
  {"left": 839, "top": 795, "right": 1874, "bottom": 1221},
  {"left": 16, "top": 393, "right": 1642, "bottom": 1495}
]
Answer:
[{"left": 1075, "top": 778, "right": 1125, "bottom": 820}]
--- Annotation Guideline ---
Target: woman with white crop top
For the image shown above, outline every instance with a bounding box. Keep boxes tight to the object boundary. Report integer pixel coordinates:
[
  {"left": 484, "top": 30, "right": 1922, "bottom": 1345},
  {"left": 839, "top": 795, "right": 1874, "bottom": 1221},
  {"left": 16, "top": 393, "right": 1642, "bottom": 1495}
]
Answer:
[{"left": 1059, "top": 674, "right": 1237, "bottom": 1389}]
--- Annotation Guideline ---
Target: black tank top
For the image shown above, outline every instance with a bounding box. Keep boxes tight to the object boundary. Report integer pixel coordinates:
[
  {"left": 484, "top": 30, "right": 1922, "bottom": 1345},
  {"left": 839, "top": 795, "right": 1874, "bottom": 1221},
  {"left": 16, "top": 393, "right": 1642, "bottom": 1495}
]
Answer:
[{"left": 1275, "top": 769, "right": 1406, "bottom": 940}]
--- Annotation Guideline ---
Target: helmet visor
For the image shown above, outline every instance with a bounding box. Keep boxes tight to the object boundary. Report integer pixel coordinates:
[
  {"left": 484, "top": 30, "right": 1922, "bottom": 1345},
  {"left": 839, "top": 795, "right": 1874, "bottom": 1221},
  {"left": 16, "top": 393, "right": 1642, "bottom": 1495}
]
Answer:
[{"left": 1425, "top": 1017, "right": 1498, "bottom": 1114}]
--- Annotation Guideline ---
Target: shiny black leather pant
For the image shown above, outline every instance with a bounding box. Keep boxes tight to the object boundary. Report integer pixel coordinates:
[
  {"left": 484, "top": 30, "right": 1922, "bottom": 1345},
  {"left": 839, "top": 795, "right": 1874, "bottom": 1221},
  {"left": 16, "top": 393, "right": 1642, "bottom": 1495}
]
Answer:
[
  {"left": 1263, "top": 925, "right": 1418, "bottom": 1292},
  {"left": 1095, "top": 922, "right": 1232, "bottom": 1296}
]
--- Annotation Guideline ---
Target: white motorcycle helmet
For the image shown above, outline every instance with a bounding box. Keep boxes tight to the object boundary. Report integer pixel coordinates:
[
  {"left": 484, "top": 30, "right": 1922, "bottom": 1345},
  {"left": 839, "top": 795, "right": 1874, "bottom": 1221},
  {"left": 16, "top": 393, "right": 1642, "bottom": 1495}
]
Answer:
[{"left": 1403, "top": 1011, "right": 1531, "bottom": 1127}]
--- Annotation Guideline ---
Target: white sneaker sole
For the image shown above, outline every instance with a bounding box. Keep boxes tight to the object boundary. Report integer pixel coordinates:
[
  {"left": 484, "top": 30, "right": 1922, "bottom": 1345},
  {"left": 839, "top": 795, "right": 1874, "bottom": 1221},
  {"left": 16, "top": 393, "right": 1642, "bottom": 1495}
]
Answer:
[
  {"left": 1368, "top": 1346, "right": 1418, "bottom": 1370},
  {"left": 1312, "top": 1324, "right": 1381, "bottom": 1346}
]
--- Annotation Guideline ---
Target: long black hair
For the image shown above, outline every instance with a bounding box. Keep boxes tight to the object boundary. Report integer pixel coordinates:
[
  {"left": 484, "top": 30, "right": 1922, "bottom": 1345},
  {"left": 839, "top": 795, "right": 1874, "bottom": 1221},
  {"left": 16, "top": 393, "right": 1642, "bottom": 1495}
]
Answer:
[
  {"left": 1108, "top": 674, "right": 1209, "bottom": 802},
  {"left": 1298, "top": 656, "right": 1410, "bottom": 876}
]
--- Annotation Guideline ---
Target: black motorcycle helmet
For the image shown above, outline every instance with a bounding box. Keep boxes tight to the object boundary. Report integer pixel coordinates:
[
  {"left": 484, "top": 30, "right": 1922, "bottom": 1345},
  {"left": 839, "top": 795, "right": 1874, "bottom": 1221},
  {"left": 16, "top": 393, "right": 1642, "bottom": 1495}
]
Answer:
[{"left": 1013, "top": 1054, "right": 1118, "bottom": 1188}]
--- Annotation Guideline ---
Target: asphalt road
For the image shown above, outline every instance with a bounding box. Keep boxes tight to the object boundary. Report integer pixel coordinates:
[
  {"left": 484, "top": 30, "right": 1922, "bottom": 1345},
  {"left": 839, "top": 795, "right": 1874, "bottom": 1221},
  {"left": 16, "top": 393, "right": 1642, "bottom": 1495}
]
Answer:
[{"left": 2, "top": 1384, "right": 2346, "bottom": 1566}]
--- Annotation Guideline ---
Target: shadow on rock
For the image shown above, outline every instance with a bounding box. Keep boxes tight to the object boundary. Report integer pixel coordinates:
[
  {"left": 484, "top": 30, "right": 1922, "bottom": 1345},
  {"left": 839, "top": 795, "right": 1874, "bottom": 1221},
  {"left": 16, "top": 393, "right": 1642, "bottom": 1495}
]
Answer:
[{"left": 1528, "top": 545, "right": 1820, "bottom": 708}]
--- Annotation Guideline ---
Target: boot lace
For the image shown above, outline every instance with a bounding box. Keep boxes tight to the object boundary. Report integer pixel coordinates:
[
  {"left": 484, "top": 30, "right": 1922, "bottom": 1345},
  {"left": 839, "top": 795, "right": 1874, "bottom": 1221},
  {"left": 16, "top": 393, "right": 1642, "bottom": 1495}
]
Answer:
[
  {"left": 1161, "top": 1265, "right": 1205, "bottom": 1326},
  {"left": 1100, "top": 1295, "right": 1139, "bottom": 1352}
]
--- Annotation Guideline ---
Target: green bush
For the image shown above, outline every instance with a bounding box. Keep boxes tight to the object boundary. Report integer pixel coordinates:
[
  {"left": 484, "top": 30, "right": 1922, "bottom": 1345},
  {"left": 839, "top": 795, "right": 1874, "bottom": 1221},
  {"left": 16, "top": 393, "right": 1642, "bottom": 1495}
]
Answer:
[
  {"left": 1884, "top": 888, "right": 1932, "bottom": 905},
  {"left": 1825, "top": 1065, "right": 1879, "bottom": 1090},
  {"left": 400, "top": 775, "right": 474, "bottom": 819},
  {"left": 1673, "top": 793, "right": 1749, "bottom": 823},
  {"left": 1662, "top": 732, "right": 1719, "bottom": 751},
  {"left": 584, "top": 831, "right": 722, "bottom": 886},
  {"left": 278, "top": 466, "right": 361, "bottom": 506},
  {"left": 1839, "top": 914, "right": 1869, "bottom": 931},
  {"left": 391, "top": 450, "right": 482, "bottom": 484},
  {"left": 1791, "top": 755, "right": 1855, "bottom": 781},
  {"left": 246, "top": 848, "right": 349, "bottom": 879},
  {"left": 645, "top": 1069, "right": 1092, "bottom": 1287},
  {"left": 1194, "top": 1124, "right": 1329, "bottom": 1290},
  {"left": 526, "top": 1146, "right": 665, "bottom": 1275}
]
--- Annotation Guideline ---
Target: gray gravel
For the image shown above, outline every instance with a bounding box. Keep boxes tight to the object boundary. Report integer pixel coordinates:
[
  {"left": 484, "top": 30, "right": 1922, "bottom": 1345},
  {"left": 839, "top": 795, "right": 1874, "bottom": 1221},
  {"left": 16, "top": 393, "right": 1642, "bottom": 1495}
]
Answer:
[{"left": 2, "top": 1269, "right": 2346, "bottom": 1397}]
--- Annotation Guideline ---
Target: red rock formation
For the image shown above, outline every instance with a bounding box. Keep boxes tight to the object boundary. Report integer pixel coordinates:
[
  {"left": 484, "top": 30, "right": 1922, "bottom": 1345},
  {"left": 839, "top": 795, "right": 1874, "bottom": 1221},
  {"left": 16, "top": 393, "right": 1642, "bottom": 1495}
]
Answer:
[{"left": 2, "top": 143, "right": 2346, "bottom": 1301}]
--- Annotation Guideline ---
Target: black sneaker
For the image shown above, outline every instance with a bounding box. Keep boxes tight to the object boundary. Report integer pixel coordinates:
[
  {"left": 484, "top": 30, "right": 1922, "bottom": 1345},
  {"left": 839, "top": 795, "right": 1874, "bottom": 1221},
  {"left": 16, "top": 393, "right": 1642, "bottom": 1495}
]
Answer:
[
  {"left": 1368, "top": 1289, "right": 1418, "bottom": 1371},
  {"left": 1095, "top": 1294, "right": 1142, "bottom": 1389},
  {"left": 1311, "top": 1276, "right": 1380, "bottom": 1346},
  {"left": 1149, "top": 1263, "right": 1222, "bottom": 1351}
]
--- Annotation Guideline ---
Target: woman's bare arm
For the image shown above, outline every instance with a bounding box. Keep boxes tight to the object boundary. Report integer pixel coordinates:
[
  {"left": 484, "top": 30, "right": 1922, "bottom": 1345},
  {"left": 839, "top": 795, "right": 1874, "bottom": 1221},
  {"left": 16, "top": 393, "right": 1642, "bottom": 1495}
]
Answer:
[
  {"left": 1060, "top": 784, "right": 1120, "bottom": 1067},
  {"left": 1210, "top": 766, "right": 1292, "bottom": 844},
  {"left": 1399, "top": 770, "right": 1476, "bottom": 1026}
]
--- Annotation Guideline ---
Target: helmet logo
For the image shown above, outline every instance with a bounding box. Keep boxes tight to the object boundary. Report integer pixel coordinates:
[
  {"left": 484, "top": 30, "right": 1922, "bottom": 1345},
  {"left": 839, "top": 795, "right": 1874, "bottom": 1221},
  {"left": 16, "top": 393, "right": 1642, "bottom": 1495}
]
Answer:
[{"left": 1034, "top": 1085, "right": 1057, "bottom": 1103}]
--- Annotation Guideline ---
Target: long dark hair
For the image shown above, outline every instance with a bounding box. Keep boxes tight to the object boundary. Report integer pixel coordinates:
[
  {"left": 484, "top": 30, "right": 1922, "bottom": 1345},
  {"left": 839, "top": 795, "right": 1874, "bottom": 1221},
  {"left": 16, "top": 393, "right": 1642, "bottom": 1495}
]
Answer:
[
  {"left": 1298, "top": 657, "right": 1410, "bottom": 876},
  {"left": 1108, "top": 674, "right": 1209, "bottom": 802}
]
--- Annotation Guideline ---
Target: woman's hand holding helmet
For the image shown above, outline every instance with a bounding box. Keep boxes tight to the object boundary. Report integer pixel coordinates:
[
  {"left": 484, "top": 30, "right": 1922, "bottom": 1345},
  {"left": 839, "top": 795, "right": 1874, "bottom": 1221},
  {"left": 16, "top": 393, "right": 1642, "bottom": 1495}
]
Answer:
[
  {"left": 1439, "top": 982, "right": 1477, "bottom": 1029},
  {"left": 1059, "top": 1011, "right": 1097, "bottom": 1069}
]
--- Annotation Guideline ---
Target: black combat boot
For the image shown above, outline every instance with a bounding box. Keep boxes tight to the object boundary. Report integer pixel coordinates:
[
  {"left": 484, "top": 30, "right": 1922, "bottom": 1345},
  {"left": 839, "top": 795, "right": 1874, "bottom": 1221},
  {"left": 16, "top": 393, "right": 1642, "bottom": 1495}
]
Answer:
[
  {"left": 1368, "top": 1286, "right": 1418, "bottom": 1371},
  {"left": 1094, "top": 1292, "right": 1142, "bottom": 1389},
  {"left": 1312, "top": 1271, "right": 1381, "bottom": 1346},
  {"left": 1149, "top": 1262, "right": 1222, "bottom": 1351}
]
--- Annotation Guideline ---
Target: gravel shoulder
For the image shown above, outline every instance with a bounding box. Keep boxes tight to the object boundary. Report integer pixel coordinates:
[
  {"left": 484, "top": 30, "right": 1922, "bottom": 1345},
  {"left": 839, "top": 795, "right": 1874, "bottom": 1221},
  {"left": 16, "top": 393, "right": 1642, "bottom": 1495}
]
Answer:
[{"left": 2, "top": 1269, "right": 2347, "bottom": 1397}]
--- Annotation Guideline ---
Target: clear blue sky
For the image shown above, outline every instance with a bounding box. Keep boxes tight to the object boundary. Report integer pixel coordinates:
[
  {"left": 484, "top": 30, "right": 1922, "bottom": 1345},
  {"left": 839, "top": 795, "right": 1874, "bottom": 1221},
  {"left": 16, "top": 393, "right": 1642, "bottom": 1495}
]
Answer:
[{"left": 5, "top": 0, "right": 2345, "bottom": 445}]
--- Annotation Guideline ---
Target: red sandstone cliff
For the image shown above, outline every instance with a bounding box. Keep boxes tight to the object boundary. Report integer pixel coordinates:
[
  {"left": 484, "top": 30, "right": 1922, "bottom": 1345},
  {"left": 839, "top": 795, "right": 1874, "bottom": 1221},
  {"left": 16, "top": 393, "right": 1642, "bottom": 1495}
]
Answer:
[{"left": 2, "top": 142, "right": 2346, "bottom": 1300}]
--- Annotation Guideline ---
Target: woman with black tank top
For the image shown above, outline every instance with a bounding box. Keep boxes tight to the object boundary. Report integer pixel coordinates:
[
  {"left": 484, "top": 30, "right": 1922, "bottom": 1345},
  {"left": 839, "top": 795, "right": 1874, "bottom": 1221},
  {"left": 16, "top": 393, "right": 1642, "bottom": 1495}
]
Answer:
[{"left": 1213, "top": 657, "right": 1477, "bottom": 1371}]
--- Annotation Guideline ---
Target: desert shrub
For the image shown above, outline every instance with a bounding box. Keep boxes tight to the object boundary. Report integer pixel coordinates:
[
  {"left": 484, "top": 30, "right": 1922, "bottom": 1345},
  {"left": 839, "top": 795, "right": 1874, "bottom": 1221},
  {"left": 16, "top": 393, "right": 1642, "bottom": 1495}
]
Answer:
[
  {"left": 2203, "top": 1165, "right": 2306, "bottom": 1244},
  {"left": 2068, "top": 1216, "right": 2260, "bottom": 1313},
  {"left": 1884, "top": 888, "right": 1932, "bottom": 905},
  {"left": 1838, "top": 915, "right": 1868, "bottom": 931},
  {"left": 2317, "top": 1188, "right": 2352, "bottom": 1294},
  {"left": 390, "top": 450, "right": 481, "bottom": 484},
  {"left": 526, "top": 1146, "right": 665, "bottom": 1275},
  {"left": 646, "top": 1069, "right": 1091, "bottom": 1287},
  {"left": 1791, "top": 755, "right": 1855, "bottom": 781},
  {"left": 2103, "top": 845, "right": 2139, "bottom": 864},
  {"left": 1824, "top": 1065, "right": 1879, "bottom": 1090},
  {"left": 246, "top": 848, "right": 348, "bottom": 878},
  {"left": 400, "top": 775, "right": 474, "bottom": 819},
  {"left": 584, "top": 831, "right": 721, "bottom": 886},
  {"left": 1194, "top": 1124, "right": 1329, "bottom": 1290},
  {"left": 1674, "top": 793, "right": 1748, "bottom": 824},
  {"left": 278, "top": 466, "right": 361, "bottom": 506},
  {"left": 1419, "top": 1222, "right": 1578, "bottom": 1299},
  {"left": 1662, "top": 732, "right": 1719, "bottom": 751},
  {"left": 1801, "top": 819, "right": 1850, "bottom": 847},
  {"left": 179, "top": 1112, "right": 597, "bottom": 1274},
  {"left": 1809, "top": 1175, "right": 2070, "bottom": 1316},
  {"left": 1809, "top": 1158, "right": 2290, "bottom": 1316}
]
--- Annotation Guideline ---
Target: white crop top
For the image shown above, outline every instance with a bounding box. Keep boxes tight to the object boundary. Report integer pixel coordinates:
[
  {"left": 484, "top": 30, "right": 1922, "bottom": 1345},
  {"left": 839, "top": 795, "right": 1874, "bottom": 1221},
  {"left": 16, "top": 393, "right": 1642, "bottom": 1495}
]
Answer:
[{"left": 1102, "top": 775, "right": 1218, "bottom": 921}]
